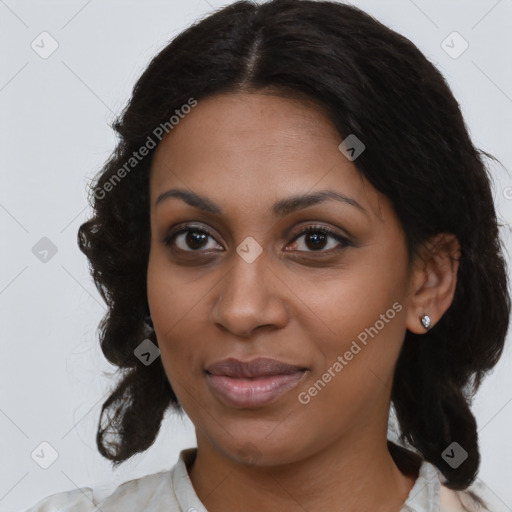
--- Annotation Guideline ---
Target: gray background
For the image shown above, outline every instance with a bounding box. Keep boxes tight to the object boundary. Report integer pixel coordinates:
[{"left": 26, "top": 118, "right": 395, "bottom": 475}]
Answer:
[{"left": 1, "top": 0, "right": 511, "bottom": 511}]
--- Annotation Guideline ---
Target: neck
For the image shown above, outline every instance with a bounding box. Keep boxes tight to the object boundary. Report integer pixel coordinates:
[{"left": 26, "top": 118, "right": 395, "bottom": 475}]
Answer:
[{"left": 187, "top": 433, "right": 419, "bottom": 512}]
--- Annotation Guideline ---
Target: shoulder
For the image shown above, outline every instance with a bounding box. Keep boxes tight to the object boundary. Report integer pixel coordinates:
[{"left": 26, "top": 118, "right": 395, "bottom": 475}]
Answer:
[
  {"left": 440, "top": 483, "right": 493, "bottom": 512},
  {"left": 19, "top": 469, "right": 179, "bottom": 512},
  {"left": 18, "top": 486, "right": 96, "bottom": 512}
]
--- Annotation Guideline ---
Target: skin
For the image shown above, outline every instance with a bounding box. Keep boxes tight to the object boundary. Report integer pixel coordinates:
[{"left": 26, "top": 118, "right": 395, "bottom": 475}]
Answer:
[{"left": 146, "top": 91, "right": 460, "bottom": 512}]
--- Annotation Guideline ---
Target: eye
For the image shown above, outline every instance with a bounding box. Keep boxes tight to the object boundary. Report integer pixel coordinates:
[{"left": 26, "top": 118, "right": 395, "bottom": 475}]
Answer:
[
  {"left": 286, "top": 225, "right": 352, "bottom": 253},
  {"left": 163, "top": 224, "right": 352, "bottom": 254},
  {"left": 164, "top": 225, "right": 223, "bottom": 252}
]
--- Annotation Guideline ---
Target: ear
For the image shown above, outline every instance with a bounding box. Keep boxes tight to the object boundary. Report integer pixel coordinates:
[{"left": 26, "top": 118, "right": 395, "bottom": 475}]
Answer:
[{"left": 405, "top": 233, "right": 461, "bottom": 334}]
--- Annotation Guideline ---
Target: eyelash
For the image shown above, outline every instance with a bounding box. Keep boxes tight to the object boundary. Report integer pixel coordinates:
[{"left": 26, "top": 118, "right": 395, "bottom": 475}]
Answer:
[{"left": 163, "top": 224, "right": 353, "bottom": 255}]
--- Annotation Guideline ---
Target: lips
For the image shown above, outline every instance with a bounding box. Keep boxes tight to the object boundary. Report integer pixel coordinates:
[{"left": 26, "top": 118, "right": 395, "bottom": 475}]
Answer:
[
  {"left": 205, "top": 357, "right": 309, "bottom": 408},
  {"left": 205, "top": 357, "right": 308, "bottom": 379}
]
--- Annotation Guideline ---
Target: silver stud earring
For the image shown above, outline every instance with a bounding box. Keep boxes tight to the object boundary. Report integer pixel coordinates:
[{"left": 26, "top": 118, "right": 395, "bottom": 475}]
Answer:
[{"left": 420, "top": 314, "right": 431, "bottom": 330}]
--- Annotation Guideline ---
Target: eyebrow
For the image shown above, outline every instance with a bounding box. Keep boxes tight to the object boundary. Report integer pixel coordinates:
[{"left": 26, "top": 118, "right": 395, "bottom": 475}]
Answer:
[{"left": 155, "top": 188, "right": 368, "bottom": 218}]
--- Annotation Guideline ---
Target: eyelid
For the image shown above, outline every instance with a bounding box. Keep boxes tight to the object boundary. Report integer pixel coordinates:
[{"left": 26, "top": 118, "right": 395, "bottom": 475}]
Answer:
[
  {"left": 162, "top": 223, "right": 223, "bottom": 249},
  {"left": 286, "top": 224, "right": 353, "bottom": 253},
  {"left": 288, "top": 224, "right": 350, "bottom": 242}
]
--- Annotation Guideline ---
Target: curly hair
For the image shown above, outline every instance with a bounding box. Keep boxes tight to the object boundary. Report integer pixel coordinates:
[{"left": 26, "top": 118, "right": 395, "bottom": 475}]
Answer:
[{"left": 77, "top": 0, "right": 510, "bottom": 492}]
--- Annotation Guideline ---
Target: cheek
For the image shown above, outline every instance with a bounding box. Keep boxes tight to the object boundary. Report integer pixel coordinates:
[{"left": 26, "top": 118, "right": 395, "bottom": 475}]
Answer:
[
  {"left": 292, "top": 262, "right": 405, "bottom": 343},
  {"left": 146, "top": 248, "right": 200, "bottom": 332},
  {"left": 146, "top": 253, "right": 222, "bottom": 393},
  {"left": 290, "top": 258, "right": 407, "bottom": 395},
  {"left": 147, "top": 254, "right": 174, "bottom": 331},
  {"left": 294, "top": 301, "right": 405, "bottom": 437},
  {"left": 147, "top": 253, "right": 194, "bottom": 371}
]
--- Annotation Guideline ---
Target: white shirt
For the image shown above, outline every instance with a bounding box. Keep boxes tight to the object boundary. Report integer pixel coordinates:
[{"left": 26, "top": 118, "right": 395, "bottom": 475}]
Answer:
[{"left": 20, "top": 447, "right": 489, "bottom": 511}]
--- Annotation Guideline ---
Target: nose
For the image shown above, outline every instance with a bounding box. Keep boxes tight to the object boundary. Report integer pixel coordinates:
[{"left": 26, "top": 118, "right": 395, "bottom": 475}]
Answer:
[{"left": 210, "top": 253, "right": 289, "bottom": 338}]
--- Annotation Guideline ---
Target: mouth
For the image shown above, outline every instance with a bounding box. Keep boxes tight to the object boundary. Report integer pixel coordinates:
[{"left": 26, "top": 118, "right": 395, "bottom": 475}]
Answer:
[{"left": 205, "top": 357, "right": 309, "bottom": 409}]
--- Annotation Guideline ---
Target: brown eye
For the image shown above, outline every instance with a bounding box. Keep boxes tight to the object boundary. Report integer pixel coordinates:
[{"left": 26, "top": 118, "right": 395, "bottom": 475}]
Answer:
[
  {"left": 164, "top": 226, "right": 223, "bottom": 252},
  {"left": 163, "top": 223, "right": 352, "bottom": 256},
  {"left": 287, "top": 226, "right": 352, "bottom": 253}
]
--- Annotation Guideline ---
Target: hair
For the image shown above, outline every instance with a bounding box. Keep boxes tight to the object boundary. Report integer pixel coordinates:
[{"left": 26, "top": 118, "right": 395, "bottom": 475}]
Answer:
[{"left": 77, "top": 0, "right": 510, "bottom": 497}]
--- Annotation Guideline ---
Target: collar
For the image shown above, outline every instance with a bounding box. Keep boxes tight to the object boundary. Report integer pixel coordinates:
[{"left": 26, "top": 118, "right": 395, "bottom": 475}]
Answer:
[{"left": 170, "top": 447, "right": 445, "bottom": 512}]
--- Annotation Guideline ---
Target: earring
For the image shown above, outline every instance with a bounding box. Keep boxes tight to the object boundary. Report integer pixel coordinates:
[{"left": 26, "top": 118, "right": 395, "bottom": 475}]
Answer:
[{"left": 420, "top": 314, "right": 431, "bottom": 331}]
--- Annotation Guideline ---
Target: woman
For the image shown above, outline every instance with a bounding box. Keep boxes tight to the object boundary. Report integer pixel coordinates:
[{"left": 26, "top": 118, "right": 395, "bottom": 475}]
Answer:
[{"left": 21, "top": 0, "right": 510, "bottom": 510}]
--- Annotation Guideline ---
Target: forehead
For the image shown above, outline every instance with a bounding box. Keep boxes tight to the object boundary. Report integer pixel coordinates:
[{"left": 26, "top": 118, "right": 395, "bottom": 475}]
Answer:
[{"left": 149, "top": 92, "right": 385, "bottom": 221}]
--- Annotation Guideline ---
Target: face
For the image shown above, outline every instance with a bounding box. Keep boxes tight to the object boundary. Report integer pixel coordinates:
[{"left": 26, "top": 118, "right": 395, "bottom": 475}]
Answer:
[{"left": 147, "top": 91, "right": 414, "bottom": 466}]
